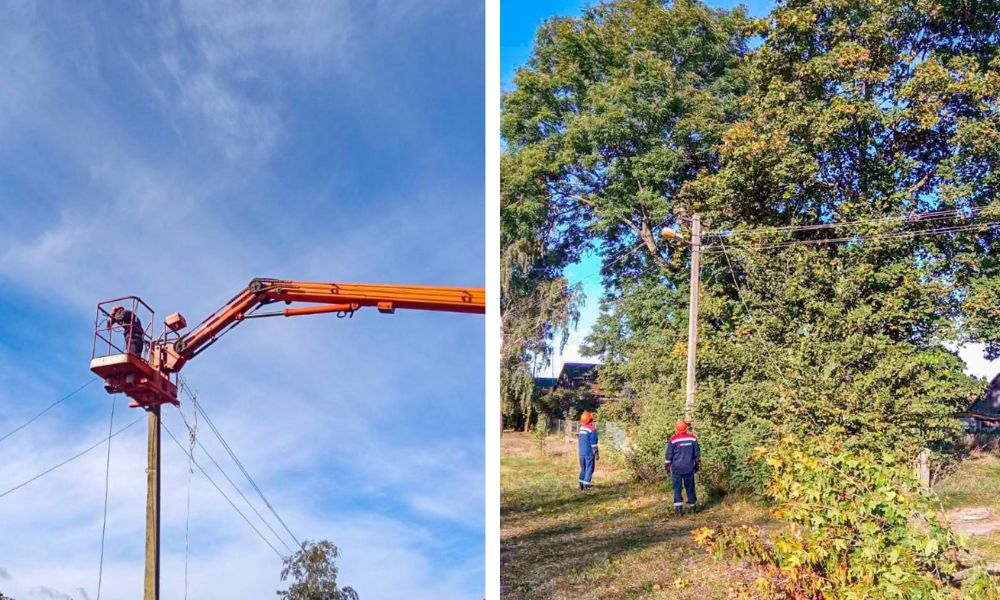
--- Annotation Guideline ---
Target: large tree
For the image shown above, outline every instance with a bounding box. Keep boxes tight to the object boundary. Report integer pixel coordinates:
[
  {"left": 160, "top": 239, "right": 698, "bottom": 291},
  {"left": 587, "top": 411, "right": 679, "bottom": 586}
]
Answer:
[
  {"left": 505, "top": 0, "right": 1000, "bottom": 486},
  {"left": 502, "top": 0, "right": 754, "bottom": 278},
  {"left": 500, "top": 114, "right": 585, "bottom": 427},
  {"left": 500, "top": 0, "right": 752, "bottom": 431},
  {"left": 678, "top": 0, "right": 1000, "bottom": 473}
]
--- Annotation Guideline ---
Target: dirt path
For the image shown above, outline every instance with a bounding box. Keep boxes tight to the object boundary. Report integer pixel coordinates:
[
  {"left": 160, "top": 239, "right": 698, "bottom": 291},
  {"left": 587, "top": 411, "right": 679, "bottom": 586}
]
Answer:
[{"left": 946, "top": 507, "right": 1000, "bottom": 536}]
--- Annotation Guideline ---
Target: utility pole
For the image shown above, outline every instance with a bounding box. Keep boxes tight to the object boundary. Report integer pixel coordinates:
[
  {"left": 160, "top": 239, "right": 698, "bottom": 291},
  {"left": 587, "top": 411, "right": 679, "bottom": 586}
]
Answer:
[
  {"left": 144, "top": 405, "right": 161, "bottom": 600},
  {"left": 685, "top": 215, "right": 701, "bottom": 423},
  {"left": 662, "top": 214, "right": 701, "bottom": 424}
]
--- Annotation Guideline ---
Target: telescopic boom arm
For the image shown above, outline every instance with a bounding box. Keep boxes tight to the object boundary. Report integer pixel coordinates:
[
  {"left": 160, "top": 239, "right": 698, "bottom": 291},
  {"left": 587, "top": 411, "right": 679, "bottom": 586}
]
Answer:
[
  {"left": 90, "top": 277, "right": 485, "bottom": 407},
  {"left": 160, "top": 278, "right": 485, "bottom": 373}
]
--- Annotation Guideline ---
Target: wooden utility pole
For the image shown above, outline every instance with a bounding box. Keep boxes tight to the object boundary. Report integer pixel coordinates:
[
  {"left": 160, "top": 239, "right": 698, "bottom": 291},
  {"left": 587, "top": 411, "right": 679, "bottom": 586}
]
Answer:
[
  {"left": 685, "top": 215, "right": 702, "bottom": 423},
  {"left": 144, "top": 405, "right": 161, "bottom": 600}
]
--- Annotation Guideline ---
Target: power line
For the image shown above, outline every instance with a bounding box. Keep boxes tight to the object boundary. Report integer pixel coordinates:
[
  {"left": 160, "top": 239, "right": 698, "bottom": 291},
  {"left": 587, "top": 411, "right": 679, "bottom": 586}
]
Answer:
[
  {"left": 161, "top": 421, "right": 285, "bottom": 560},
  {"left": 172, "top": 403, "right": 294, "bottom": 554},
  {"left": 183, "top": 408, "right": 196, "bottom": 600},
  {"left": 0, "top": 378, "right": 99, "bottom": 445},
  {"left": 180, "top": 380, "right": 302, "bottom": 550},
  {"left": 703, "top": 221, "right": 1000, "bottom": 253},
  {"left": 716, "top": 238, "right": 798, "bottom": 393},
  {"left": 96, "top": 397, "right": 116, "bottom": 600},
  {"left": 0, "top": 415, "right": 142, "bottom": 499},
  {"left": 703, "top": 206, "right": 987, "bottom": 238}
]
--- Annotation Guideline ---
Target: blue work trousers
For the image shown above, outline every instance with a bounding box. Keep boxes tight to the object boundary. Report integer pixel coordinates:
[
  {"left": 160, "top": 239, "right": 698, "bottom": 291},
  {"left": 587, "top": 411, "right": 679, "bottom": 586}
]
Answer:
[
  {"left": 579, "top": 454, "right": 595, "bottom": 487},
  {"left": 672, "top": 471, "right": 697, "bottom": 506}
]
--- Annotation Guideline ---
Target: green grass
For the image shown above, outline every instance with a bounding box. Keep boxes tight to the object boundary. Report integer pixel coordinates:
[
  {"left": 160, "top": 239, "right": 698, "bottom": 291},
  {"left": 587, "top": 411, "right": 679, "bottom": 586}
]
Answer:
[
  {"left": 936, "top": 454, "right": 1000, "bottom": 511},
  {"left": 935, "top": 453, "right": 1000, "bottom": 562},
  {"left": 500, "top": 432, "right": 771, "bottom": 600}
]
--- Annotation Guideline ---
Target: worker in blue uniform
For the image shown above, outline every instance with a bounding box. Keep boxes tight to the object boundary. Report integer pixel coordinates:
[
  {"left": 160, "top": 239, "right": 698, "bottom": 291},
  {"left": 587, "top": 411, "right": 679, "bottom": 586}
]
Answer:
[
  {"left": 578, "top": 410, "right": 599, "bottom": 490},
  {"left": 664, "top": 419, "right": 700, "bottom": 515}
]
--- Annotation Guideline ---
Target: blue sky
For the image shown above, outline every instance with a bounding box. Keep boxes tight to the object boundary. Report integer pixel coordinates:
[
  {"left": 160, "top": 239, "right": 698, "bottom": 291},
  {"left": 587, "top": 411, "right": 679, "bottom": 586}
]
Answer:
[
  {"left": 500, "top": 0, "right": 1000, "bottom": 380},
  {"left": 0, "top": 2, "right": 483, "bottom": 599}
]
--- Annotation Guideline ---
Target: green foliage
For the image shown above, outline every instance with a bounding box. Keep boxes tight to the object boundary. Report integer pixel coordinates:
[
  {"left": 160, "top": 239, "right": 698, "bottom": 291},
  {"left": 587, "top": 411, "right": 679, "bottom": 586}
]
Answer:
[
  {"left": 277, "top": 540, "right": 358, "bottom": 600},
  {"left": 693, "top": 436, "right": 999, "bottom": 599},
  {"left": 533, "top": 413, "right": 550, "bottom": 451},
  {"left": 501, "top": 0, "right": 756, "bottom": 278},
  {"left": 501, "top": 0, "right": 1000, "bottom": 489},
  {"left": 504, "top": 0, "right": 1000, "bottom": 500},
  {"left": 535, "top": 386, "right": 602, "bottom": 423},
  {"left": 500, "top": 230, "right": 584, "bottom": 427},
  {"left": 625, "top": 383, "right": 684, "bottom": 480}
]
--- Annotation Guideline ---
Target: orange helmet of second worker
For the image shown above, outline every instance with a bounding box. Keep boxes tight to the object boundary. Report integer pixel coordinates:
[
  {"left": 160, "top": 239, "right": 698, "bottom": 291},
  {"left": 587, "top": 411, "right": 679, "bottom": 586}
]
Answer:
[
  {"left": 675, "top": 419, "right": 688, "bottom": 434},
  {"left": 580, "top": 410, "right": 593, "bottom": 425}
]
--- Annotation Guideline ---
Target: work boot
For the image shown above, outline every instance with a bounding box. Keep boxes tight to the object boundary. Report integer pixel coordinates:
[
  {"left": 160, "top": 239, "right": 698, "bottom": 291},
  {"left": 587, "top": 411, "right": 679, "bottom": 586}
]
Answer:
[
  {"left": 674, "top": 505, "right": 683, "bottom": 517},
  {"left": 688, "top": 503, "right": 698, "bottom": 514},
  {"left": 579, "top": 482, "right": 584, "bottom": 491}
]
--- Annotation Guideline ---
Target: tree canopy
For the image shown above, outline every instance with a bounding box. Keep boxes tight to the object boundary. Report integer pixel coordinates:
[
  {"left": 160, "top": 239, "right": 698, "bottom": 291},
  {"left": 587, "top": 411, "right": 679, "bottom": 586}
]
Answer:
[
  {"left": 276, "top": 540, "right": 358, "bottom": 600},
  {"left": 501, "top": 0, "right": 1000, "bottom": 486}
]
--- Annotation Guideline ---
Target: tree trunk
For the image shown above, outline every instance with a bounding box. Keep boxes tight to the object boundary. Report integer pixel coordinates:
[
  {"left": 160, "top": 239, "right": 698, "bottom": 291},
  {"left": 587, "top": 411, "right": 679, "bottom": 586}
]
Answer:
[{"left": 628, "top": 217, "right": 672, "bottom": 273}]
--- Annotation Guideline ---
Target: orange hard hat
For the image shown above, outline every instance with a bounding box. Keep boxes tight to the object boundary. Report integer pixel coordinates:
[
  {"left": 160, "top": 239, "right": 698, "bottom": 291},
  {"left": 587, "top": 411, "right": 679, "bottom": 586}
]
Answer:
[
  {"left": 675, "top": 419, "right": 688, "bottom": 434},
  {"left": 580, "top": 410, "right": 593, "bottom": 425}
]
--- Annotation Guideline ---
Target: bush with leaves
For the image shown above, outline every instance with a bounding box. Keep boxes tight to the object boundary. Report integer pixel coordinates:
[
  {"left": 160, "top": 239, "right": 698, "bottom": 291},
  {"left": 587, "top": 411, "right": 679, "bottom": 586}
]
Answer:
[
  {"left": 277, "top": 540, "right": 358, "bottom": 600},
  {"left": 693, "top": 435, "right": 999, "bottom": 599}
]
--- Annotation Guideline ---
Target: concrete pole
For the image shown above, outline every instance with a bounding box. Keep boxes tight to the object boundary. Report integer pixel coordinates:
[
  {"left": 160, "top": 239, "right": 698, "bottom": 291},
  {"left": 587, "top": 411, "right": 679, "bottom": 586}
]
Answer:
[
  {"left": 144, "top": 405, "right": 161, "bottom": 600},
  {"left": 685, "top": 215, "right": 702, "bottom": 423},
  {"left": 917, "top": 447, "right": 931, "bottom": 490}
]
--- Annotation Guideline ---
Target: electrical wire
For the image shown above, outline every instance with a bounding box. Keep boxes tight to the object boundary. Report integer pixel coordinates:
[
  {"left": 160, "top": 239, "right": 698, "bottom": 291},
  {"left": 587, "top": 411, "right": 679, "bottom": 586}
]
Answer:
[
  {"left": 703, "top": 221, "right": 1000, "bottom": 253},
  {"left": 702, "top": 206, "right": 987, "bottom": 238},
  {"left": 172, "top": 403, "right": 294, "bottom": 554},
  {"left": 716, "top": 238, "right": 797, "bottom": 390},
  {"left": 0, "top": 415, "right": 142, "bottom": 499},
  {"left": 161, "top": 421, "right": 285, "bottom": 560},
  {"left": 183, "top": 408, "right": 196, "bottom": 600},
  {"left": 180, "top": 380, "right": 302, "bottom": 549},
  {"left": 96, "top": 397, "right": 116, "bottom": 600},
  {"left": 0, "top": 378, "right": 99, "bottom": 445}
]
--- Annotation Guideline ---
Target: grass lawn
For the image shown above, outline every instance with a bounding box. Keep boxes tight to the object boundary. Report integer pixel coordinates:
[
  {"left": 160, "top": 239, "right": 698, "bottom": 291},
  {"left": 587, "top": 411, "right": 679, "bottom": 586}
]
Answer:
[
  {"left": 500, "top": 431, "right": 772, "bottom": 600},
  {"left": 935, "top": 453, "right": 1000, "bottom": 562}
]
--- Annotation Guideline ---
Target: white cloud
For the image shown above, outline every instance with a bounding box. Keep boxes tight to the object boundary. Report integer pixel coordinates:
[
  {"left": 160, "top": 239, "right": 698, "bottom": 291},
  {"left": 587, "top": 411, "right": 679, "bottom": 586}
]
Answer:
[{"left": 175, "top": 0, "right": 351, "bottom": 71}]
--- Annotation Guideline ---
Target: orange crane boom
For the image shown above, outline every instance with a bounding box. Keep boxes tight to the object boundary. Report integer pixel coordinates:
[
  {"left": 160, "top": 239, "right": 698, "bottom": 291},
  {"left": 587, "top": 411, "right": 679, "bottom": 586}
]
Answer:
[{"left": 89, "top": 278, "right": 485, "bottom": 407}]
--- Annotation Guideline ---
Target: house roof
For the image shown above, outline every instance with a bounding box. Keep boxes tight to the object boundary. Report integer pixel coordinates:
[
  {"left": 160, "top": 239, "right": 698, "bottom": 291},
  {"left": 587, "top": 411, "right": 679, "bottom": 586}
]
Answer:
[
  {"left": 533, "top": 377, "right": 557, "bottom": 390},
  {"left": 966, "top": 371, "right": 1000, "bottom": 418},
  {"left": 559, "top": 362, "right": 598, "bottom": 381}
]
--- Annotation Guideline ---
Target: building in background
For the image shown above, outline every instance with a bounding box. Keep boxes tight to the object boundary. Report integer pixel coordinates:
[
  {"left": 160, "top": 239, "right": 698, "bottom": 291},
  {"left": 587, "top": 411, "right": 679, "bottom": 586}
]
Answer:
[{"left": 961, "top": 372, "right": 1000, "bottom": 433}]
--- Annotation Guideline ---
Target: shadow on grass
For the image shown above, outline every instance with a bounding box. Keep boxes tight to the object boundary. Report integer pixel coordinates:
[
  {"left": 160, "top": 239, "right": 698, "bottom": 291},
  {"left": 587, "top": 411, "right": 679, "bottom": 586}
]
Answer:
[
  {"left": 501, "top": 487, "right": 769, "bottom": 600},
  {"left": 502, "top": 481, "right": 635, "bottom": 516},
  {"left": 501, "top": 516, "right": 699, "bottom": 600},
  {"left": 503, "top": 477, "right": 729, "bottom": 519}
]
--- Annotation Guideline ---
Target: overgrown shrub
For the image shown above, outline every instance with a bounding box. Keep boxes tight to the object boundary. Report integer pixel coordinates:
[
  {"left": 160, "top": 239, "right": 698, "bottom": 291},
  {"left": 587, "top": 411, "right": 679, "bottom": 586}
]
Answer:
[
  {"left": 626, "top": 384, "right": 685, "bottom": 480},
  {"left": 693, "top": 435, "right": 999, "bottom": 599}
]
